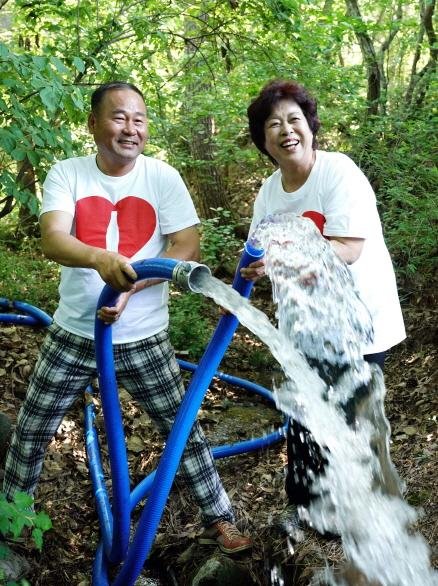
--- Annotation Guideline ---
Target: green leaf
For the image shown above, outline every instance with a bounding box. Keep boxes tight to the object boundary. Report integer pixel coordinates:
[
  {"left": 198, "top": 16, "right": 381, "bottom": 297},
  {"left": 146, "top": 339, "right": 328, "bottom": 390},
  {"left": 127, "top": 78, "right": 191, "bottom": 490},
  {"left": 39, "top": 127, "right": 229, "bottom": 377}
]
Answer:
[
  {"left": 39, "top": 87, "right": 58, "bottom": 112},
  {"left": 72, "top": 56, "right": 85, "bottom": 73},
  {"left": 34, "top": 512, "right": 52, "bottom": 532},
  {"left": 27, "top": 150, "right": 40, "bottom": 166},
  {"left": 13, "top": 493, "right": 33, "bottom": 510},
  {"left": 89, "top": 56, "right": 102, "bottom": 73},
  {"left": 10, "top": 148, "right": 27, "bottom": 161},
  {"left": 50, "top": 56, "right": 69, "bottom": 74},
  {"left": 32, "top": 527, "right": 43, "bottom": 550},
  {"left": 0, "top": 129, "right": 16, "bottom": 152},
  {"left": 10, "top": 516, "right": 26, "bottom": 539},
  {"left": 31, "top": 56, "right": 48, "bottom": 69},
  {"left": 0, "top": 42, "right": 10, "bottom": 59},
  {"left": 71, "top": 87, "right": 84, "bottom": 110}
]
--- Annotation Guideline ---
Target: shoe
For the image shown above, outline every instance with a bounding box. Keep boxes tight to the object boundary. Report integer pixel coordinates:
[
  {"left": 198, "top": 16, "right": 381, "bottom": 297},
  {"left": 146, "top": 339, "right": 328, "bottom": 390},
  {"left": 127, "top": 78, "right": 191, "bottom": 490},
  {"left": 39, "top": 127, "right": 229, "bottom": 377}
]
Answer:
[
  {"left": 273, "top": 504, "right": 305, "bottom": 543},
  {"left": 198, "top": 520, "right": 252, "bottom": 554}
]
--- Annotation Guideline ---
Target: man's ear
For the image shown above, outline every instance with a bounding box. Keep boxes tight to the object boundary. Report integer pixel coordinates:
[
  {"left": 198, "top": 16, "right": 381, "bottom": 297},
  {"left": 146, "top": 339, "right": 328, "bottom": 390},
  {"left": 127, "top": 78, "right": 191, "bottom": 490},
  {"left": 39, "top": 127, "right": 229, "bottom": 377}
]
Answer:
[{"left": 88, "top": 112, "right": 96, "bottom": 133}]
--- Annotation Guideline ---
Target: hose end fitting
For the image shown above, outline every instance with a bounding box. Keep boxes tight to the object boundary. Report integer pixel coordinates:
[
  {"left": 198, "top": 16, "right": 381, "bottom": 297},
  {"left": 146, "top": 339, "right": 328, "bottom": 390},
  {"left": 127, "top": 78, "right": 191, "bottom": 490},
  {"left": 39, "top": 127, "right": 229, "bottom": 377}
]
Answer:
[{"left": 172, "top": 261, "right": 211, "bottom": 292}]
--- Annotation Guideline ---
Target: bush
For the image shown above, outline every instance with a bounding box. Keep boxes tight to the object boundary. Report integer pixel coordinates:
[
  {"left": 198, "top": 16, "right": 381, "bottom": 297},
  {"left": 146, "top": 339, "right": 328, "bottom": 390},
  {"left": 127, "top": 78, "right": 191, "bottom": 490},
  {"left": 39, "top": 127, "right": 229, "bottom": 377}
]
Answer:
[
  {"left": 168, "top": 289, "right": 212, "bottom": 360},
  {"left": 0, "top": 492, "right": 52, "bottom": 585},
  {"left": 349, "top": 113, "right": 437, "bottom": 286},
  {"left": 0, "top": 218, "right": 58, "bottom": 315},
  {"left": 200, "top": 208, "right": 241, "bottom": 272}
]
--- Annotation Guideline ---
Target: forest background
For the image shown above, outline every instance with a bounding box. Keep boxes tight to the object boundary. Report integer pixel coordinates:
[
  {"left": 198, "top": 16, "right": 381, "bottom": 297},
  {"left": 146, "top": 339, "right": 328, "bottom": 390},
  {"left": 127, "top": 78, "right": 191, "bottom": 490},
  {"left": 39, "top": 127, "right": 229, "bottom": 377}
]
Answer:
[
  {"left": 0, "top": 0, "right": 436, "bottom": 304},
  {"left": 0, "top": 0, "right": 436, "bottom": 585}
]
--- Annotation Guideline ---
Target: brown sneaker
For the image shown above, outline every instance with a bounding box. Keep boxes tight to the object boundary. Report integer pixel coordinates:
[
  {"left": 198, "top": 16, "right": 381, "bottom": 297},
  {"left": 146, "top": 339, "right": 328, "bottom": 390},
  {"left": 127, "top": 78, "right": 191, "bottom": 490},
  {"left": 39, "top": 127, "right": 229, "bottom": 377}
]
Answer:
[{"left": 198, "top": 520, "right": 252, "bottom": 554}]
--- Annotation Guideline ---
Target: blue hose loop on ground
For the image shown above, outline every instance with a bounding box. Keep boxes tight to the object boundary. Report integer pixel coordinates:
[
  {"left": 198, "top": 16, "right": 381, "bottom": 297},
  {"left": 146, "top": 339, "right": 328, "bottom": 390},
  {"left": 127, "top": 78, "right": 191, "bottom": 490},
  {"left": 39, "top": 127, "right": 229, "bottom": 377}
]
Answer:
[
  {"left": 177, "top": 358, "right": 276, "bottom": 403},
  {"left": 0, "top": 313, "right": 40, "bottom": 326},
  {"left": 111, "top": 244, "right": 264, "bottom": 586},
  {"left": 84, "top": 388, "right": 113, "bottom": 551},
  {"left": 177, "top": 358, "right": 289, "bottom": 455},
  {"left": 94, "top": 258, "right": 181, "bottom": 565},
  {"left": 124, "top": 359, "right": 288, "bottom": 514},
  {"left": 92, "top": 544, "right": 109, "bottom": 586},
  {"left": 0, "top": 298, "right": 52, "bottom": 327}
]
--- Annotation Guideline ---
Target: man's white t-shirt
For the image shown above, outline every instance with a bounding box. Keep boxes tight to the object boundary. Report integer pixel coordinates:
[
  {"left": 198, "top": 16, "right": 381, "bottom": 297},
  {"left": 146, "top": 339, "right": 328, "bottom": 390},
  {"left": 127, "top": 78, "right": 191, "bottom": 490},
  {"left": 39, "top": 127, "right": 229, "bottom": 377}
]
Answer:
[
  {"left": 249, "top": 150, "right": 406, "bottom": 354},
  {"left": 41, "top": 154, "right": 200, "bottom": 343}
]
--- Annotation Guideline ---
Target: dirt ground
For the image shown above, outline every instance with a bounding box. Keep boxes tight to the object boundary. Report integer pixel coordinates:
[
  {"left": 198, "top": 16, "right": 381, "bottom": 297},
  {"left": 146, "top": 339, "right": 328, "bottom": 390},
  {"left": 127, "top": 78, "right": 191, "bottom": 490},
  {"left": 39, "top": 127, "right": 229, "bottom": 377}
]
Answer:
[{"left": 0, "top": 290, "right": 436, "bottom": 585}]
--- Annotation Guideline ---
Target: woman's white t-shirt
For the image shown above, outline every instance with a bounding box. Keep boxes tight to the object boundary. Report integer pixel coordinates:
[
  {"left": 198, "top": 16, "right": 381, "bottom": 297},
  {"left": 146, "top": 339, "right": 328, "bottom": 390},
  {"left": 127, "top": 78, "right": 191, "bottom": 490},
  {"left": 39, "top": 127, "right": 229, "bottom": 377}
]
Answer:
[{"left": 249, "top": 150, "right": 405, "bottom": 354}]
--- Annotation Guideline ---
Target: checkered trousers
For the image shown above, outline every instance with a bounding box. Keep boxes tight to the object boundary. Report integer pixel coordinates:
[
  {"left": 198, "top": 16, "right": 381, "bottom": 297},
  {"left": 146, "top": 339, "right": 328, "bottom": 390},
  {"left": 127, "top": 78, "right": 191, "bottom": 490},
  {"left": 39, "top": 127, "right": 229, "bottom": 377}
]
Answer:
[{"left": 3, "top": 323, "right": 234, "bottom": 526}]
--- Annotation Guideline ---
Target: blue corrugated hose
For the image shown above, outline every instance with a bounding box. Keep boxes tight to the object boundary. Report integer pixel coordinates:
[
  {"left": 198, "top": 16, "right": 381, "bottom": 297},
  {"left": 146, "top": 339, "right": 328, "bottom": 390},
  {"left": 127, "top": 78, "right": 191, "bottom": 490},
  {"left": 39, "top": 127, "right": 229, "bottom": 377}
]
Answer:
[{"left": 84, "top": 244, "right": 285, "bottom": 585}]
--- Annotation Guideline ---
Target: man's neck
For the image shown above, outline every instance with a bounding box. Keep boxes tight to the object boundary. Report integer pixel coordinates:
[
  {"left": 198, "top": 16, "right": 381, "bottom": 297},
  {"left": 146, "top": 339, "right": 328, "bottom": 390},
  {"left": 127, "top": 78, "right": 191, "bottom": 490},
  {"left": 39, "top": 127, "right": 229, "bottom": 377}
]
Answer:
[{"left": 95, "top": 154, "right": 137, "bottom": 177}]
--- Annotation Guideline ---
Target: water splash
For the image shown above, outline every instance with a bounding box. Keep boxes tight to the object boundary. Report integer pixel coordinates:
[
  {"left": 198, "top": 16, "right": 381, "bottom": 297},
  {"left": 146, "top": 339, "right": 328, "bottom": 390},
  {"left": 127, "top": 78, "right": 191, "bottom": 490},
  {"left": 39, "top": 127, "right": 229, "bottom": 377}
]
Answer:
[{"left": 192, "top": 213, "right": 437, "bottom": 586}]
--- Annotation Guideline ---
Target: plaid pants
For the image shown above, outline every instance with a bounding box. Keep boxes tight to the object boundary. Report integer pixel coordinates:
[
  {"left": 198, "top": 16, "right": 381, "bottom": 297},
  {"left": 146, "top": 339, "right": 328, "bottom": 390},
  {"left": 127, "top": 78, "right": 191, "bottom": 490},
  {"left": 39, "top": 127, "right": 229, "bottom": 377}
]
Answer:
[{"left": 3, "top": 323, "right": 234, "bottom": 526}]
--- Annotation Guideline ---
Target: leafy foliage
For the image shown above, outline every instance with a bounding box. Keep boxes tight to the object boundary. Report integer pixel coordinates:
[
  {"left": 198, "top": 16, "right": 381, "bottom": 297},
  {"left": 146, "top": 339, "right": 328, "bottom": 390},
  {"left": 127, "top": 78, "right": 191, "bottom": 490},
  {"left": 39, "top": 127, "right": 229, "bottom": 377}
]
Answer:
[
  {"left": 349, "top": 113, "right": 438, "bottom": 281},
  {"left": 0, "top": 0, "right": 435, "bottom": 285},
  {"left": 168, "top": 290, "right": 211, "bottom": 359},
  {"left": 0, "top": 491, "right": 52, "bottom": 557},
  {"left": 0, "top": 43, "right": 87, "bottom": 216},
  {"left": 200, "top": 208, "right": 241, "bottom": 271}
]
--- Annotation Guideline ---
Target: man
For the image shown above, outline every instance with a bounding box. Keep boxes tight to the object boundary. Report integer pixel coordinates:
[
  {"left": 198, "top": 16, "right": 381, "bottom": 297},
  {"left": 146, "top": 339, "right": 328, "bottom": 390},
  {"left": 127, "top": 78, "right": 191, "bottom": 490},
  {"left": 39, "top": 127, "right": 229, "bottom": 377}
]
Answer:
[{"left": 3, "top": 81, "right": 251, "bottom": 554}]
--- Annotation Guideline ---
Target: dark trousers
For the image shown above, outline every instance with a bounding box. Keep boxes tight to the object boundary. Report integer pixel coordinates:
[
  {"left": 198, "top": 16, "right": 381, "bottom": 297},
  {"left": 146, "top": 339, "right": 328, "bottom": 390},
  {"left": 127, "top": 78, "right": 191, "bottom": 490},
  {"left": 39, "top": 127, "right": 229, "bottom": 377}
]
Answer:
[{"left": 285, "top": 352, "right": 386, "bottom": 507}]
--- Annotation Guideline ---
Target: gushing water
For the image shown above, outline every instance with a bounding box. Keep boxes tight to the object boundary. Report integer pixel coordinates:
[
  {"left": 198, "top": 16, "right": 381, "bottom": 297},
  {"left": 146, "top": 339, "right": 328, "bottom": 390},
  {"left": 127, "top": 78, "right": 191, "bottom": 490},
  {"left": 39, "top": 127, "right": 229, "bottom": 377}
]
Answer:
[{"left": 191, "top": 214, "right": 437, "bottom": 586}]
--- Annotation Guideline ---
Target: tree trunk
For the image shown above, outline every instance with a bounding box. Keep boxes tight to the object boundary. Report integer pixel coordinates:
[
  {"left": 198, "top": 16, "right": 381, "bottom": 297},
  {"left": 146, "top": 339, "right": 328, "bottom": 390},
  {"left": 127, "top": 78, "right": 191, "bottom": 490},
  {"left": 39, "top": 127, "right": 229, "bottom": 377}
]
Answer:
[
  {"left": 405, "top": 0, "right": 436, "bottom": 109},
  {"left": 345, "top": 0, "right": 382, "bottom": 116},
  {"left": 184, "top": 13, "right": 230, "bottom": 220},
  {"left": 15, "top": 158, "right": 39, "bottom": 239},
  {"left": 187, "top": 116, "right": 229, "bottom": 220}
]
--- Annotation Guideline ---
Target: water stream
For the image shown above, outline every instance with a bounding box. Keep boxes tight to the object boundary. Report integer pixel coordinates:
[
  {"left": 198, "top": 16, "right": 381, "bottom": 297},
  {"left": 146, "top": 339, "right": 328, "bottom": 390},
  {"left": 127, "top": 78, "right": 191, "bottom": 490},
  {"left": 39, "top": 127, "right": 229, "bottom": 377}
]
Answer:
[{"left": 191, "top": 214, "right": 437, "bottom": 586}]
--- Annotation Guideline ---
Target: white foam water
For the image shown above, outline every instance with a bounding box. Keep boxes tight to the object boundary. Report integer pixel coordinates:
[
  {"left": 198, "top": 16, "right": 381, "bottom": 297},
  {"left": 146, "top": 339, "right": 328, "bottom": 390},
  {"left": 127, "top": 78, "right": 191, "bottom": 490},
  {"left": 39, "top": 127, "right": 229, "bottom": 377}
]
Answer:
[{"left": 191, "top": 213, "right": 437, "bottom": 586}]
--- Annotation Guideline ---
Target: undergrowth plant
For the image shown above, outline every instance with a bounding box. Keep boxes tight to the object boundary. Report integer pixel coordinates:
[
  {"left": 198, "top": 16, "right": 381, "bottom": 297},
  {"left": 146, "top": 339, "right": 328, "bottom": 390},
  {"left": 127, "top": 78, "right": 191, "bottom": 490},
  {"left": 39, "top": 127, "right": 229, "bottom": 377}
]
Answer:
[
  {"left": 0, "top": 215, "right": 59, "bottom": 314},
  {"left": 200, "top": 207, "right": 241, "bottom": 271},
  {"left": 168, "top": 208, "right": 243, "bottom": 360},
  {"left": 349, "top": 113, "right": 437, "bottom": 289},
  {"left": 0, "top": 492, "right": 52, "bottom": 586},
  {"left": 168, "top": 289, "right": 211, "bottom": 360}
]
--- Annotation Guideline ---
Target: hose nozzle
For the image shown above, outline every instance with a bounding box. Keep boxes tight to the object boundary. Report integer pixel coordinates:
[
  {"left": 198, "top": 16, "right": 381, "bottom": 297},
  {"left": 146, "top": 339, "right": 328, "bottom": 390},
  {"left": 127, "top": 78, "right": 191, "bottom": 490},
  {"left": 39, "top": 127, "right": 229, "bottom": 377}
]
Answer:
[{"left": 172, "top": 261, "right": 211, "bottom": 292}]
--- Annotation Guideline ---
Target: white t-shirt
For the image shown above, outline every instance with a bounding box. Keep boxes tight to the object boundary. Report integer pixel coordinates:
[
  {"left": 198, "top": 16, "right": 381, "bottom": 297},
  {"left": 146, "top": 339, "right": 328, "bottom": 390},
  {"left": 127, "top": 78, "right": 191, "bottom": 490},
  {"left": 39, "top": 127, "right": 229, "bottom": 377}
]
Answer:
[
  {"left": 41, "top": 154, "right": 200, "bottom": 343},
  {"left": 250, "top": 150, "right": 406, "bottom": 354}
]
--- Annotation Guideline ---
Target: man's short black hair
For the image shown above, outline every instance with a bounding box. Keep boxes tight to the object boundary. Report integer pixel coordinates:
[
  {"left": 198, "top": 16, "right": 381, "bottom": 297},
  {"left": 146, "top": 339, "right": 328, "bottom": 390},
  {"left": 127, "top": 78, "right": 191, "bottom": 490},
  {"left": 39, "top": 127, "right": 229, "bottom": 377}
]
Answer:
[{"left": 91, "top": 81, "right": 145, "bottom": 113}]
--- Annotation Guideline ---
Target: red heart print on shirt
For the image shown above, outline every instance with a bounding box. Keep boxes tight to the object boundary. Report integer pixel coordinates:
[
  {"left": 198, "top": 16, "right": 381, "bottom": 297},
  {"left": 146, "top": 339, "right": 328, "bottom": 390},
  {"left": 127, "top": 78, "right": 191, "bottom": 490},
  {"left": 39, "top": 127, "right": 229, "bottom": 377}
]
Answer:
[
  {"left": 302, "top": 210, "right": 326, "bottom": 235},
  {"left": 75, "top": 196, "right": 157, "bottom": 258}
]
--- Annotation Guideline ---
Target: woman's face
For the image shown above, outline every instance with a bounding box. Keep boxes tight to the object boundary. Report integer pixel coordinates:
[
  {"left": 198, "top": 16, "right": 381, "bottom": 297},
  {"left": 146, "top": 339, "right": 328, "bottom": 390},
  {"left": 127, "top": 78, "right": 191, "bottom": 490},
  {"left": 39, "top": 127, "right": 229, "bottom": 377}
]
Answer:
[{"left": 263, "top": 99, "right": 314, "bottom": 170}]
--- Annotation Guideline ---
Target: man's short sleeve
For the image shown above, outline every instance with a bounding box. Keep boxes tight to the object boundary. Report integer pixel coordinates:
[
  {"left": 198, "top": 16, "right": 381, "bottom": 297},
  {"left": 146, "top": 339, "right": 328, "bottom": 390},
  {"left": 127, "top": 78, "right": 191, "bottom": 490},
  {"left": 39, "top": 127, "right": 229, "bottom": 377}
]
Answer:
[
  {"left": 156, "top": 162, "right": 200, "bottom": 234},
  {"left": 40, "top": 161, "right": 75, "bottom": 218}
]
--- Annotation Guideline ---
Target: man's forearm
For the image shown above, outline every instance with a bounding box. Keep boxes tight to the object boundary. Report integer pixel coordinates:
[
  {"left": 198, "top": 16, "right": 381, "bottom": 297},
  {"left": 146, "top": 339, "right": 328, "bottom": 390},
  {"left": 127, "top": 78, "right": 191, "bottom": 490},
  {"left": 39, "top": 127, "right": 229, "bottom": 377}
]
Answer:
[
  {"left": 42, "top": 229, "right": 136, "bottom": 292},
  {"left": 42, "top": 230, "right": 104, "bottom": 269}
]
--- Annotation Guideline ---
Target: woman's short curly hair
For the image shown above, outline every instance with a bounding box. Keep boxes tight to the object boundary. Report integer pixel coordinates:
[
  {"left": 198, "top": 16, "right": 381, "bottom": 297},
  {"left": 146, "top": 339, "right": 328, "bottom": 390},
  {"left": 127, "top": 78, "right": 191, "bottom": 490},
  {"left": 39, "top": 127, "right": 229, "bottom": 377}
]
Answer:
[{"left": 247, "top": 80, "right": 320, "bottom": 163}]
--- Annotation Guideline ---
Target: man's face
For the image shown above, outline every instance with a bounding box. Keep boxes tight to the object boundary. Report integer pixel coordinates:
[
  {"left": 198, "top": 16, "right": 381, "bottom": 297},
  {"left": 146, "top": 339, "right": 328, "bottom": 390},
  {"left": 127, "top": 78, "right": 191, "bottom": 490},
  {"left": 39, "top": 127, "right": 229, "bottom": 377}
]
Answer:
[{"left": 88, "top": 89, "right": 148, "bottom": 173}]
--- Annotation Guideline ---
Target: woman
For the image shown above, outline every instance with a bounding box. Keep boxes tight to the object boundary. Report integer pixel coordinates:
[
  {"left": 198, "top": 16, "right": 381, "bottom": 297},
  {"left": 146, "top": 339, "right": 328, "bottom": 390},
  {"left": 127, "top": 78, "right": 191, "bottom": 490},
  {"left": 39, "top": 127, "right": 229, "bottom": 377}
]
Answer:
[{"left": 241, "top": 79, "right": 406, "bottom": 534}]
